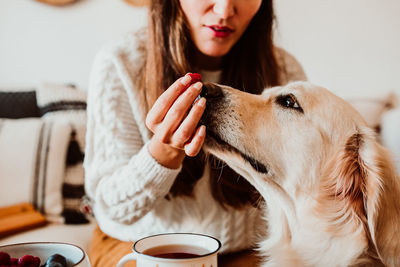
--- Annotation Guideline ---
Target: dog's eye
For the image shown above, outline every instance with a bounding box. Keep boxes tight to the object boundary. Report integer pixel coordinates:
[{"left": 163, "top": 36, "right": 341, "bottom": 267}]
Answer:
[{"left": 276, "top": 94, "right": 303, "bottom": 113}]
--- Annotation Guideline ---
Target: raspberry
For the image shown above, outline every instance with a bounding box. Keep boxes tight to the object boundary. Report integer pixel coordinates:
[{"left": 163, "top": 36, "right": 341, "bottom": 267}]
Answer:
[
  {"left": 18, "top": 255, "right": 40, "bottom": 267},
  {"left": 33, "top": 257, "right": 40, "bottom": 267},
  {"left": 188, "top": 73, "right": 203, "bottom": 106},
  {"left": 0, "top": 252, "right": 11, "bottom": 265},
  {"left": 10, "top": 258, "right": 18, "bottom": 265},
  {"left": 188, "top": 73, "right": 202, "bottom": 85}
]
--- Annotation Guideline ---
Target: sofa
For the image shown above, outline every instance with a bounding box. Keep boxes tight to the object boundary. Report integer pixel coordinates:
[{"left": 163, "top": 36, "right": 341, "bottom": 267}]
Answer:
[
  {"left": 0, "top": 83, "right": 96, "bottom": 252},
  {"left": 0, "top": 82, "right": 399, "bottom": 255}
]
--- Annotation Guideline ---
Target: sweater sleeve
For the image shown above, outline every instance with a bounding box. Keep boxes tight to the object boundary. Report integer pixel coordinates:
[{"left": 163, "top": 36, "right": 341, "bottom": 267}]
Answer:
[
  {"left": 275, "top": 47, "right": 307, "bottom": 84},
  {"left": 84, "top": 46, "right": 181, "bottom": 225}
]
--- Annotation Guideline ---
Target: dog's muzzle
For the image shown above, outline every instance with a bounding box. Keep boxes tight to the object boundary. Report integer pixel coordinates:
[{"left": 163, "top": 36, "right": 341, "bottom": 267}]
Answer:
[{"left": 198, "top": 83, "right": 269, "bottom": 174}]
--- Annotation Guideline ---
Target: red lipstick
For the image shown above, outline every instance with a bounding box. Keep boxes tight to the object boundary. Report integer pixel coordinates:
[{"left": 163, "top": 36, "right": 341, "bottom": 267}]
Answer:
[{"left": 207, "top": 25, "right": 234, "bottom": 38}]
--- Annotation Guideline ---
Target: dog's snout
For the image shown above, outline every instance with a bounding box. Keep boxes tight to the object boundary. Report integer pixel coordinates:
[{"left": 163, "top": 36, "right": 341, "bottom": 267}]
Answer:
[
  {"left": 199, "top": 82, "right": 225, "bottom": 126},
  {"left": 201, "top": 82, "right": 223, "bottom": 99}
]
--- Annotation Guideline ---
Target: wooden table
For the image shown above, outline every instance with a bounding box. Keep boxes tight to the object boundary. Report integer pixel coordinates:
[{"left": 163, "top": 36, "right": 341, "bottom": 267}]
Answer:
[{"left": 89, "top": 226, "right": 262, "bottom": 266}]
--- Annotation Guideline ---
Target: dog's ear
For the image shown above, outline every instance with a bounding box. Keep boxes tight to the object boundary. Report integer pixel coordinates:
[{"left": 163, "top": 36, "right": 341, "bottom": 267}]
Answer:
[
  {"left": 323, "top": 128, "right": 400, "bottom": 266},
  {"left": 361, "top": 136, "right": 400, "bottom": 267}
]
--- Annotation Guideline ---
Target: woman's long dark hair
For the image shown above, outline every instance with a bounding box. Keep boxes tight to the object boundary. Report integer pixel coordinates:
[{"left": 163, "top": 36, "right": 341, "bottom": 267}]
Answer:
[{"left": 136, "top": 0, "right": 281, "bottom": 209}]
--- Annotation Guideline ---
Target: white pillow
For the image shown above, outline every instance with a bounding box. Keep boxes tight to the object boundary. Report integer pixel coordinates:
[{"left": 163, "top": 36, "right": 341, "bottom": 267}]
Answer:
[
  {"left": 36, "top": 82, "right": 88, "bottom": 223},
  {"left": 347, "top": 92, "right": 397, "bottom": 130},
  {"left": 0, "top": 118, "right": 72, "bottom": 221},
  {"left": 36, "top": 82, "right": 87, "bottom": 151},
  {"left": 381, "top": 108, "right": 400, "bottom": 173}
]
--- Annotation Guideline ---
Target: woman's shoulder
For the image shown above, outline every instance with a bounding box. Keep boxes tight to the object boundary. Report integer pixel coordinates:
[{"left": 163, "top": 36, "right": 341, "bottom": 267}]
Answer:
[
  {"left": 93, "top": 29, "right": 147, "bottom": 67},
  {"left": 274, "top": 46, "right": 307, "bottom": 84}
]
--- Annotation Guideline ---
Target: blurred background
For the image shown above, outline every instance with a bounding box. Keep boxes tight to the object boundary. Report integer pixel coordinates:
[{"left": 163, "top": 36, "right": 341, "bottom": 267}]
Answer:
[{"left": 0, "top": 0, "right": 399, "bottom": 98}]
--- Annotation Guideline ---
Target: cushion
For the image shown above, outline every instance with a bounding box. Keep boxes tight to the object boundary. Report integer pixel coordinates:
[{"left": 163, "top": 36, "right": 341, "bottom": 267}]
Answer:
[
  {"left": 36, "top": 83, "right": 89, "bottom": 224},
  {"left": 0, "top": 118, "right": 72, "bottom": 222},
  {"left": 381, "top": 107, "right": 400, "bottom": 173},
  {"left": 347, "top": 92, "right": 397, "bottom": 133},
  {"left": 0, "top": 91, "right": 40, "bottom": 118},
  {"left": 36, "top": 83, "right": 86, "bottom": 150}
]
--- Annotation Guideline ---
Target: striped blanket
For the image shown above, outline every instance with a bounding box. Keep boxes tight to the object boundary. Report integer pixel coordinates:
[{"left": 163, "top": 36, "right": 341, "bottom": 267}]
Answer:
[{"left": 0, "top": 83, "right": 89, "bottom": 224}]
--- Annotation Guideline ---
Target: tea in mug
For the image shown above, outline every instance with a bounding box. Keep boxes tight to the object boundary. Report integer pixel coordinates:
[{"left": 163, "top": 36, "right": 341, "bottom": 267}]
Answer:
[{"left": 143, "top": 244, "right": 209, "bottom": 259}]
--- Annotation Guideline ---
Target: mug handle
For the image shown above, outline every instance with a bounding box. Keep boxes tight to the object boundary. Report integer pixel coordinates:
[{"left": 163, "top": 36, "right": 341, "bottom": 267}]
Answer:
[{"left": 116, "top": 252, "right": 137, "bottom": 267}]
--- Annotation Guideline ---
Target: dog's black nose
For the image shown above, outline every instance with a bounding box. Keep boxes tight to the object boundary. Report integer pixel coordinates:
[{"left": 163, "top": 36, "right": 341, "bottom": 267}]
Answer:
[{"left": 201, "top": 82, "right": 223, "bottom": 99}]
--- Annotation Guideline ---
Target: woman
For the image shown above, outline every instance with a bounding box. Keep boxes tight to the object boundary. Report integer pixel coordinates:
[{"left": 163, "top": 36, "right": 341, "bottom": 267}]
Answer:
[{"left": 84, "top": 0, "right": 306, "bottom": 266}]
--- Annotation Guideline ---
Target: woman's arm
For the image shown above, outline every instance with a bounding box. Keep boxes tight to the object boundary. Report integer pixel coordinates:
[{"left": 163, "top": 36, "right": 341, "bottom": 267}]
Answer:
[{"left": 84, "top": 48, "right": 181, "bottom": 225}]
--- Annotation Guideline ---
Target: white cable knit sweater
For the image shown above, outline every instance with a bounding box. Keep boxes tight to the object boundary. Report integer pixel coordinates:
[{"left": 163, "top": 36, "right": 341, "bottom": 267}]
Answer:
[{"left": 84, "top": 33, "right": 306, "bottom": 253}]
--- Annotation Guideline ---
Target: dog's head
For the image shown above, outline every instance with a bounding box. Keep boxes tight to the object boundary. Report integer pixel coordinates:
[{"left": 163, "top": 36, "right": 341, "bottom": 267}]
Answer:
[{"left": 201, "top": 81, "right": 400, "bottom": 265}]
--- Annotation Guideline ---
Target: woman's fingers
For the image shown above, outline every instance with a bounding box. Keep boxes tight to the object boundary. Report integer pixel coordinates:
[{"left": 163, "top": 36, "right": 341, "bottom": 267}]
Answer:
[
  {"left": 171, "top": 97, "right": 206, "bottom": 147},
  {"left": 145, "top": 74, "right": 206, "bottom": 154},
  {"left": 145, "top": 74, "right": 192, "bottom": 131},
  {"left": 184, "top": 125, "right": 206, "bottom": 157},
  {"left": 161, "top": 82, "right": 202, "bottom": 135}
]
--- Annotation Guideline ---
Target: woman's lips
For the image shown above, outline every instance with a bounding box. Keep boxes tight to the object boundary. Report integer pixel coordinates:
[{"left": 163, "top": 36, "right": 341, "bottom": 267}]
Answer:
[{"left": 207, "top": 25, "right": 234, "bottom": 38}]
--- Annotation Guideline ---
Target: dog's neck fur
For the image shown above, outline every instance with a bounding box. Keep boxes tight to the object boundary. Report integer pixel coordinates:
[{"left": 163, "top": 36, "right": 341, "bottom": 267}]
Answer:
[
  {"left": 205, "top": 148, "right": 378, "bottom": 266},
  {"left": 254, "top": 171, "right": 379, "bottom": 267}
]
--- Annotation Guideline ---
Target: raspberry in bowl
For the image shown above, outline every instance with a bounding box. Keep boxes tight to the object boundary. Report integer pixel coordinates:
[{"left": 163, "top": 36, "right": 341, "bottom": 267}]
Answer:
[{"left": 0, "top": 242, "right": 90, "bottom": 266}]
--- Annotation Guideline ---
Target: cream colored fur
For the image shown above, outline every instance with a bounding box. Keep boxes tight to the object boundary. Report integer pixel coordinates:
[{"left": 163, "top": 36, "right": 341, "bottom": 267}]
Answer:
[{"left": 203, "top": 81, "right": 400, "bottom": 267}]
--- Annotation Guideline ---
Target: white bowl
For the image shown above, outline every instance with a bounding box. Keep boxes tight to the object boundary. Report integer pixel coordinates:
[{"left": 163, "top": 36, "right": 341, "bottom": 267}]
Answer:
[{"left": 0, "top": 242, "right": 90, "bottom": 266}]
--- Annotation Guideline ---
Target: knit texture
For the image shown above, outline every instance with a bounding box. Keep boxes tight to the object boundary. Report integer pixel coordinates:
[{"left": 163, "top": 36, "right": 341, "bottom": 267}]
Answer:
[{"left": 84, "top": 33, "right": 306, "bottom": 253}]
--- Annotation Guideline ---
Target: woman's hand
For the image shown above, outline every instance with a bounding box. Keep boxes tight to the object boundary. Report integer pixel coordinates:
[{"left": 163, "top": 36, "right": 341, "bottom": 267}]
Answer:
[{"left": 146, "top": 74, "right": 206, "bottom": 168}]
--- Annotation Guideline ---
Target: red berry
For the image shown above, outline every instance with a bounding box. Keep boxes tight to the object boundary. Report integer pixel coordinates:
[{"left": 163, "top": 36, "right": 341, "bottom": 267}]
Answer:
[
  {"left": 188, "top": 73, "right": 202, "bottom": 85},
  {"left": 32, "top": 256, "right": 40, "bottom": 267},
  {"left": 0, "top": 252, "right": 11, "bottom": 265},
  {"left": 10, "top": 258, "right": 18, "bottom": 265},
  {"left": 18, "top": 255, "right": 35, "bottom": 266}
]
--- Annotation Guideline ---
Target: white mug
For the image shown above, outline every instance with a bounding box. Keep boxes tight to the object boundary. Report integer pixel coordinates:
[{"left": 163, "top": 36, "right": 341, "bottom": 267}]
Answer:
[{"left": 117, "top": 233, "right": 221, "bottom": 267}]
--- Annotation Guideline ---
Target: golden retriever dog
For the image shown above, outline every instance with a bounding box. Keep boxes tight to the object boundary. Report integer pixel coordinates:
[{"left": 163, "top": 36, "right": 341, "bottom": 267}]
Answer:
[{"left": 200, "top": 81, "right": 400, "bottom": 267}]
